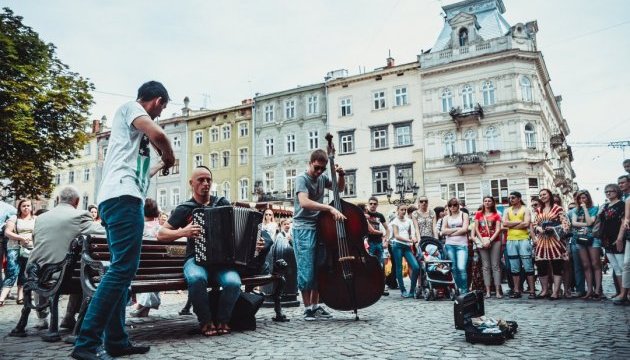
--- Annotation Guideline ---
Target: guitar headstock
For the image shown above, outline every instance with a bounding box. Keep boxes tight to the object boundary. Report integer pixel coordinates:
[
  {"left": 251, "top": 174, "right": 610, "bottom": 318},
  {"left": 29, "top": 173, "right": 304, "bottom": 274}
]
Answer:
[{"left": 325, "top": 133, "right": 335, "bottom": 157}]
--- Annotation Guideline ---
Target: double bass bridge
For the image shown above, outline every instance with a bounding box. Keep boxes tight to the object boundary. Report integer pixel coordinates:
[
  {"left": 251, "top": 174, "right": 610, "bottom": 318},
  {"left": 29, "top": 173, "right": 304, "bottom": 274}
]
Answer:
[{"left": 338, "top": 256, "right": 356, "bottom": 262}]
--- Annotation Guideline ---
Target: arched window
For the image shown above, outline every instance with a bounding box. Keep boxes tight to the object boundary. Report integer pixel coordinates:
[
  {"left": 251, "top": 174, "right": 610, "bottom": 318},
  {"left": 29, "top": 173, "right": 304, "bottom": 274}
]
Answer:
[
  {"left": 464, "top": 129, "right": 477, "bottom": 153},
  {"left": 444, "top": 132, "right": 456, "bottom": 156},
  {"left": 459, "top": 28, "right": 469, "bottom": 46},
  {"left": 485, "top": 126, "right": 499, "bottom": 150},
  {"left": 441, "top": 88, "right": 453, "bottom": 112},
  {"left": 482, "top": 81, "right": 495, "bottom": 106},
  {"left": 222, "top": 181, "right": 230, "bottom": 199},
  {"left": 524, "top": 123, "right": 536, "bottom": 149},
  {"left": 462, "top": 84, "right": 474, "bottom": 110},
  {"left": 239, "top": 179, "right": 249, "bottom": 201},
  {"left": 520, "top": 76, "right": 532, "bottom": 102}
]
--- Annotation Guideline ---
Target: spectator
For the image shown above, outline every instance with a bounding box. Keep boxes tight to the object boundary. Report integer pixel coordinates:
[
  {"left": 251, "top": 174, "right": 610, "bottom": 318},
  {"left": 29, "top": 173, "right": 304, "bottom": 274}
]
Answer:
[
  {"left": 87, "top": 204, "right": 100, "bottom": 224},
  {"left": 472, "top": 196, "right": 503, "bottom": 299},
  {"left": 442, "top": 198, "right": 470, "bottom": 295},
  {"left": 566, "top": 192, "right": 585, "bottom": 298},
  {"left": 0, "top": 201, "right": 18, "bottom": 293},
  {"left": 131, "top": 198, "right": 161, "bottom": 317},
  {"left": 412, "top": 196, "right": 437, "bottom": 240},
  {"left": 532, "top": 189, "right": 569, "bottom": 300},
  {"left": 618, "top": 193, "right": 630, "bottom": 304},
  {"left": 0, "top": 199, "right": 36, "bottom": 306},
  {"left": 572, "top": 190, "right": 602, "bottom": 299},
  {"left": 158, "top": 212, "right": 168, "bottom": 226},
  {"left": 390, "top": 204, "right": 419, "bottom": 298},
  {"left": 262, "top": 209, "right": 278, "bottom": 240},
  {"left": 618, "top": 175, "right": 630, "bottom": 201},
  {"left": 623, "top": 159, "right": 630, "bottom": 174},
  {"left": 598, "top": 184, "right": 625, "bottom": 301},
  {"left": 504, "top": 192, "right": 535, "bottom": 299}
]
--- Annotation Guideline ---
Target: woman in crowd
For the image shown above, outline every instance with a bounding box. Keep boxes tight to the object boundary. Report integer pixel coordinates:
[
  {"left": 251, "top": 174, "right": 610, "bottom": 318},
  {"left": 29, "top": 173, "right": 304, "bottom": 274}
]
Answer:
[
  {"left": 262, "top": 209, "right": 278, "bottom": 240},
  {"left": 412, "top": 196, "right": 436, "bottom": 241},
  {"left": 390, "top": 204, "right": 419, "bottom": 298},
  {"left": 472, "top": 196, "right": 503, "bottom": 299},
  {"left": 87, "top": 204, "right": 100, "bottom": 224},
  {"left": 598, "top": 184, "right": 625, "bottom": 301},
  {"left": 440, "top": 198, "right": 470, "bottom": 295},
  {"left": 533, "top": 189, "right": 569, "bottom": 300},
  {"left": 0, "top": 199, "right": 36, "bottom": 306},
  {"left": 131, "top": 198, "right": 162, "bottom": 317},
  {"left": 572, "top": 190, "right": 602, "bottom": 299},
  {"left": 617, "top": 195, "right": 630, "bottom": 304},
  {"left": 158, "top": 212, "right": 169, "bottom": 226}
]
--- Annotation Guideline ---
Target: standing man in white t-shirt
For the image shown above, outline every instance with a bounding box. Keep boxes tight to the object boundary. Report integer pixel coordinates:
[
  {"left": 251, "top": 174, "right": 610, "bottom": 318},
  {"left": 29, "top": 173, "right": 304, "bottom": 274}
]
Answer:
[{"left": 73, "top": 81, "right": 174, "bottom": 360}]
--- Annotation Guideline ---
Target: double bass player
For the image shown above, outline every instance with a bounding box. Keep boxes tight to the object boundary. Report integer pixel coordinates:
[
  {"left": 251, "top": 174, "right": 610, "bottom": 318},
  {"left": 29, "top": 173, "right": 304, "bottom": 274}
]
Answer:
[{"left": 293, "top": 149, "right": 346, "bottom": 321}]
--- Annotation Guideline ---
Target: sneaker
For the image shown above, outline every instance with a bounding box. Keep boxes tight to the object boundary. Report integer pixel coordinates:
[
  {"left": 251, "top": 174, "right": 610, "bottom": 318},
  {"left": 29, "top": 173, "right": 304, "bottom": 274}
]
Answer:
[
  {"left": 303, "top": 308, "right": 316, "bottom": 321},
  {"left": 401, "top": 291, "right": 414, "bottom": 298},
  {"left": 314, "top": 305, "right": 333, "bottom": 319}
]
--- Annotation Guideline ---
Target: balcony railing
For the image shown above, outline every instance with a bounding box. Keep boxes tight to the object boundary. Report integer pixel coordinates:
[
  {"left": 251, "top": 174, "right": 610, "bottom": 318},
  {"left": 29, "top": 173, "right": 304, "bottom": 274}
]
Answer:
[
  {"left": 449, "top": 104, "right": 484, "bottom": 129},
  {"left": 553, "top": 168, "right": 567, "bottom": 187},
  {"left": 550, "top": 133, "right": 565, "bottom": 148},
  {"left": 446, "top": 152, "right": 488, "bottom": 172}
]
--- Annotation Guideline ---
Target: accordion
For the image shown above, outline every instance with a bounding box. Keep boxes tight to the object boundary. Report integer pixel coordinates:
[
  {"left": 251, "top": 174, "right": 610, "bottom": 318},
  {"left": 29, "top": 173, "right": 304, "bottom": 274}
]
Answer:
[{"left": 192, "top": 206, "right": 263, "bottom": 268}]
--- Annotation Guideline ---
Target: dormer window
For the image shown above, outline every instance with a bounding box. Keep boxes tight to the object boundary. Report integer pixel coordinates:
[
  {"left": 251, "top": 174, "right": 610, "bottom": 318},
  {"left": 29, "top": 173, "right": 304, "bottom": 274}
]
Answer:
[{"left": 459, "top": 28, "right": 469, "bottom": 46}]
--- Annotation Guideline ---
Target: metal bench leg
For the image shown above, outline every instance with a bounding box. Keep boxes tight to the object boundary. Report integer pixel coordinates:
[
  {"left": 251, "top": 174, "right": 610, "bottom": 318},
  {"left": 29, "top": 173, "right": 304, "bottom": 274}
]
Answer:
[
  {"left": 272, "top": 277, "right": 288, "bottom": 322},
  {"left": 9, "top": 303, "right": 31, "bottom": 337},
  {"left": 64, "top": 295, "right": 90, "bottom": 345},
  {"left": 41, "top": 293, "right": 61, "bottom": 342}
]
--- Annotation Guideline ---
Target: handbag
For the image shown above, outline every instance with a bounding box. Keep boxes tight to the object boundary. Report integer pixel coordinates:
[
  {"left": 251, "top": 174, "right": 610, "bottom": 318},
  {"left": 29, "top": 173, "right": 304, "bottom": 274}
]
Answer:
[
  {"left": 591, "top": 207, "right": 603, "bottom": 239},
  {"left": 478, "top": 215, "right": 492, "bottom": 248}
]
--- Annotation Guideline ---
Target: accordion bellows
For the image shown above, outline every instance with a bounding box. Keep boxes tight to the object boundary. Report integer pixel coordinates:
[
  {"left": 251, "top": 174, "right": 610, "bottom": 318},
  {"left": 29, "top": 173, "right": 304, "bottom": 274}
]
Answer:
[{"left": 192, "top": 206, "right": 263, "bottom": 267}]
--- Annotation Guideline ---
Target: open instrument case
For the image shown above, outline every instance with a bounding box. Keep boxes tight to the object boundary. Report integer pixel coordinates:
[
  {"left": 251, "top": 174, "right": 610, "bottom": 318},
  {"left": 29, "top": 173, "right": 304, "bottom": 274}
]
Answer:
[{"left": 453, "top": 291, "right": 518, "bottom": 345}]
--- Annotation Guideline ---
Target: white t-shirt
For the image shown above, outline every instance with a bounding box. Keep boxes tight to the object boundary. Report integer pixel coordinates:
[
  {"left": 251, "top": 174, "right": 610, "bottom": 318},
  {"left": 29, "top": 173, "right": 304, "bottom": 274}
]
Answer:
[
  {"left": 98, "top": 101, "right": 152, "bottom": 203},
  {"left": 390, "top": 217, "right": 415, "bottom": 246}
]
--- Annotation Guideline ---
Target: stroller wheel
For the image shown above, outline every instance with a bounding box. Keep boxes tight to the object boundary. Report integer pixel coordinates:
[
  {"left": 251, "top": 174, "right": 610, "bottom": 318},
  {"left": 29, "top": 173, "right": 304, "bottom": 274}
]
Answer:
[
  {"left": 432, "top": 288, "right": 439, "bottom": 300},
  {"left": 423, "top": 288, "right": 431, "bottom": 301},
  {"left": 449, "top": 287, "right": 457, "bottom": 301}
]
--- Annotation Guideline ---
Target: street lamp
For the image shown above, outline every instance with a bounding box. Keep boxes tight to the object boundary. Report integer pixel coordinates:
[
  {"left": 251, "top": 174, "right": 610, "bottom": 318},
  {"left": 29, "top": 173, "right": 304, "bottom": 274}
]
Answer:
[{"left": 386, "top": 170, "right": 420, "bottom": 205}]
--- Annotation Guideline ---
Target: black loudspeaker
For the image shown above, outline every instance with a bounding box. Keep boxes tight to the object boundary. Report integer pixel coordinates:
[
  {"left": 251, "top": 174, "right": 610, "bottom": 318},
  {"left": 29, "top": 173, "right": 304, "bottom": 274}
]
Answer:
[{"left": 208, "top": 290, "right": 264, "bottom": 331}]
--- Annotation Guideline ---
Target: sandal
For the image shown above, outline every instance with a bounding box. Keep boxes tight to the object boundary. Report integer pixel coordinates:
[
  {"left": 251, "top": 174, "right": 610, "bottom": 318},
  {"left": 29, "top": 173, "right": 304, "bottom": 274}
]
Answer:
[
  {"left": 485, "top": 293, "right": 491, "bottom": 299},
  {"left": 201, "top": 323, "right": 218, "bottom": 337},
  {"left": 528, "top": 293, "right": 537, "bottom": 300},
  {"left": 509, "top": 292, "right": 521, "bottom": 299},
  {"left": 0, "top": 300, "right": 4, "bottom": 307},
  {"left": 217, "top": 324, "right": 231, "bottom": 335},
  {"left": 16, "top": 299, "right": 24, "bottom": 305},
  {"left": 580, "top": 292, "right": 593, "bottom": 300}
]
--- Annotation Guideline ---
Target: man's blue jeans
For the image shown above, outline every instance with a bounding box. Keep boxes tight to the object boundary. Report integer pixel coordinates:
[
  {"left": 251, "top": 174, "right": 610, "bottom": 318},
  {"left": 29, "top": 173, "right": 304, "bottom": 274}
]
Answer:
[
  {"left": 570, "top": 241, "right": 585, "bottom": 293},
  {"left": 391, "top": 241, "right": 419, "bottom": 294},
  {"left": 445, "top": 244, "right": 469, "bottom": 293},
  {"left": 75, "top": 196, "right": 144, "bottom": 353},
  {"left": 368, "top": 241, "right": 384, "bottom": 268},
  {"left": 183, "top": 258, "right": 241, "bottom": 325}
]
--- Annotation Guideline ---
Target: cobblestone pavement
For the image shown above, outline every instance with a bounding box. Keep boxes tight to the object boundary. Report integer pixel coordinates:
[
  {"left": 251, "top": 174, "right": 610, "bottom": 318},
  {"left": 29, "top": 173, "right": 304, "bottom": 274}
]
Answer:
[{"left": 1, "top": 274, "right": 628, "bottom": 359}]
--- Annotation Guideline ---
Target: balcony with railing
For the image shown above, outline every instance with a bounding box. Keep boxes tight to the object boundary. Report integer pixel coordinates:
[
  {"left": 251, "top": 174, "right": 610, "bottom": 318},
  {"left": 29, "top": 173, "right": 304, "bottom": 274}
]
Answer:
[
  {"left": 550, "top": 133, "right": 565, "bottom": 148},
  {"left": 553, "top": 168, "right": 567, "bottom": 187},
  {"left": 446, "top": 152, "right": 487, "bottom": 173},
  {"left": 449, "top": 104, "right": 484, "bottom": 129}
]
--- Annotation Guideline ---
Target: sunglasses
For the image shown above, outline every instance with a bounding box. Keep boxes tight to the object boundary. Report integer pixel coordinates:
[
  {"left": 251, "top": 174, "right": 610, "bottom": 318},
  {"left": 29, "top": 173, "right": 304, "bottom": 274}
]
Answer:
[
  {"left": 418, "top": 200, "right": 428, "bottom": 204},
  {"left": 368, "top": 202, "right": 378, "bottom": 206},
  {"left": 604, "top": 190, "right": 615, "bottom": 194},
  {"left": 448, "top": 204, "right": 459, "bottom": 208},
  {"left": 313, "top": 165, "right": 327, "bottom": 172}
]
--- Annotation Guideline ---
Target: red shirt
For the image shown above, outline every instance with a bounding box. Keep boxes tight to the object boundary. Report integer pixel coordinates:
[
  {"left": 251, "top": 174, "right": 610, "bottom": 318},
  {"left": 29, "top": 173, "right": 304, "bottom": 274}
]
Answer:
[{"left": 474, "top": 212, "right": 501, "bottom": 238}]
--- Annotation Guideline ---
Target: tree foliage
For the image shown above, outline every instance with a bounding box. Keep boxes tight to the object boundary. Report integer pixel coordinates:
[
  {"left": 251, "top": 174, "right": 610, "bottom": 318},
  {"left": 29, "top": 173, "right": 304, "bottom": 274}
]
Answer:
[{"left": 0, "top": 7, "right": 94, "bottom": 199}]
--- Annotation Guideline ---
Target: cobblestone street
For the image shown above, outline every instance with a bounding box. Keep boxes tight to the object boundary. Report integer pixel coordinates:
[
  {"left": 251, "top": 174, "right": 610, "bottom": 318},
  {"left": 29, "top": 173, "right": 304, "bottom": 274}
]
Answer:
[{"left": 1, "top": 274, "right": 629, "bottom": 359}]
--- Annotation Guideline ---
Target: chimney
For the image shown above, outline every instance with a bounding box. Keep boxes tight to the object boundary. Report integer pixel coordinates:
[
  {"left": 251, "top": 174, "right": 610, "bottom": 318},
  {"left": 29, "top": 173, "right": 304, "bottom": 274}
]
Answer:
[
  {"left": 386, "top": 49, "right": 395, "bottom": 68},
  {"left": 92, "top": 119, "right": 100, "bottom": 134},
  {"left": 182, "top": 96, "right": 190, "bottom": 117}
]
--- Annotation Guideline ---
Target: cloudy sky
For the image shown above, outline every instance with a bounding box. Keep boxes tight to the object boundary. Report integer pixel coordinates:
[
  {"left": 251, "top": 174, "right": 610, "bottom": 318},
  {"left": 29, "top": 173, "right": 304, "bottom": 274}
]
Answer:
[{"left": 5, "top": 0, "right": 630, "bottom": 203}]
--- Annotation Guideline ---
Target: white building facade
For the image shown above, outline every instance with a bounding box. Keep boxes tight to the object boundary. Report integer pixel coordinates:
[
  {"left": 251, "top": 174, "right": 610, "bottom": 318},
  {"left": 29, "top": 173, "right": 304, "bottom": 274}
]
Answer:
[
  {"left": 326, "top": 60, "right": 424, "bottom": 208},
  {"left": 419, "top": 0, "right": 575, "bottom": 209}
]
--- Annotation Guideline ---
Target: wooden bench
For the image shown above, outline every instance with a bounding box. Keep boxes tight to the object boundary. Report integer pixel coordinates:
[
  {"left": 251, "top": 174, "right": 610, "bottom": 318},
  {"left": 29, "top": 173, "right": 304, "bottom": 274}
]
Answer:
[
  {"left": 10, "top": 233, "right": 288, "bottom": 342},
  {"left": 75, "top": 234, "right": 287, "bottom": 333}
]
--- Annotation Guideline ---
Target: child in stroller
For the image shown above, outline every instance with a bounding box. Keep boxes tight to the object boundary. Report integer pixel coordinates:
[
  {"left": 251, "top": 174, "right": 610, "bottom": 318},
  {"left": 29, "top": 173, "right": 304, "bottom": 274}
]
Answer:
[{"left": 417, "top": 237, "right": 458, "bottom": 301}]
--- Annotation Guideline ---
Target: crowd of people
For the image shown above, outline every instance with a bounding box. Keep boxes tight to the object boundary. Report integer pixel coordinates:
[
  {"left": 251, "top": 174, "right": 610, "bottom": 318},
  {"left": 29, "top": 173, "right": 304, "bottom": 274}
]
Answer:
[{"left": 0, "top": 80, "right": 628, "bottom": 359}]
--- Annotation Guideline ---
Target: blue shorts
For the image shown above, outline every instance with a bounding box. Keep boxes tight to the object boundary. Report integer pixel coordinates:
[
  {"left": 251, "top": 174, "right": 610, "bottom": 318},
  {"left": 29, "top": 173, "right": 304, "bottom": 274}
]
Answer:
[
  {"left": 575, "top": 237, "right": 602, "bottom": 250},
  {"left": 506, "top": 239, "right": 534, "bottom": 275},
  {"left": 293, "top": 228, "right": 318, "bottom": 291}
]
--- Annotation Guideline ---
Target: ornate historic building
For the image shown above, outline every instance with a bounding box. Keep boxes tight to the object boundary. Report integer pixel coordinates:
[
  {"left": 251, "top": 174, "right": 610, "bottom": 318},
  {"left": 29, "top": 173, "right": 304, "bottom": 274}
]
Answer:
[
  {"left": 419, "top": 0, "right": 575, "bottom": 208},
  {"left": 252, "top": 84, "right": 327, "bottom": 205}
]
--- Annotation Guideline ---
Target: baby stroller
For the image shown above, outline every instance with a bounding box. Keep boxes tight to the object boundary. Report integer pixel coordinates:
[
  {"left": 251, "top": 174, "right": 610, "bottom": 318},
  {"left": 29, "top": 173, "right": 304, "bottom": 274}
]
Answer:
[{"left": 416, "top": 237, "right": 458, "bottom": 301}]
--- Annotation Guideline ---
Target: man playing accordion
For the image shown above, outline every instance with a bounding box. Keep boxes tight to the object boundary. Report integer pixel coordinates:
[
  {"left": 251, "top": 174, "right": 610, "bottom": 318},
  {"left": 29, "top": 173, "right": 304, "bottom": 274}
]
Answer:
[{"left": 157, "top": 166, "right": 270, "bottom": 336}]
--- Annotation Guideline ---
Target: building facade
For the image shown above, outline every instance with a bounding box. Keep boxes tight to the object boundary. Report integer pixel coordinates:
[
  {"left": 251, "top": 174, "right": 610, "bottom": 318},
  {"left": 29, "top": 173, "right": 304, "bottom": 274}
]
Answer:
[
  {"left": 419, "top": 0, "right": 575, "bottom": 209},
  {"left": 253, "top": 84, "right": 327, "bottom": 205},
  {"left": 48, "top": 120, "right": 101, "bottom": 210},
  {"left": 187, "top": 100, "right": 253, "bottom": 203},
  {"left": 326, "top": 60, "right": 423, "bottom": 209}
]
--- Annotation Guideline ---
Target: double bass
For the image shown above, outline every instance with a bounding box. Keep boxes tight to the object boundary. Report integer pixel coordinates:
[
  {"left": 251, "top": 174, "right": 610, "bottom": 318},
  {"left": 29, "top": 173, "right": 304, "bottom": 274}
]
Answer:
[{"left": 317, "top": 133, "right": 384, "bottom": 319}]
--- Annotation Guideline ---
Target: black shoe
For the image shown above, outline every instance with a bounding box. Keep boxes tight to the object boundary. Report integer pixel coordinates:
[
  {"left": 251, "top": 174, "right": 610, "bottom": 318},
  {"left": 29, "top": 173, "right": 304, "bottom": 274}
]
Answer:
[
  {"left": 71, "top": 347, "right": 114, "bottom": 360},
  {"left": 382, "top": 289, "right": 390, "bottom": 296},
  {"left": 179, "top": 308, "right": 192, "bottom": 316},
  {"left": 107, "top": 344, "right": 151, "bottom": 357},
  {"left": 60, "top": 317, "right": 77, "bottom": 330}
]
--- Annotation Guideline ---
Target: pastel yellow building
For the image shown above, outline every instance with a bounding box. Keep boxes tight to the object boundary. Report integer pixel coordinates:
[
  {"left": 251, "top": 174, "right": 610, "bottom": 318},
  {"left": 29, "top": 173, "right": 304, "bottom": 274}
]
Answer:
[{"left": 186, "top": 100, "right": 253, "bottom": 202}]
